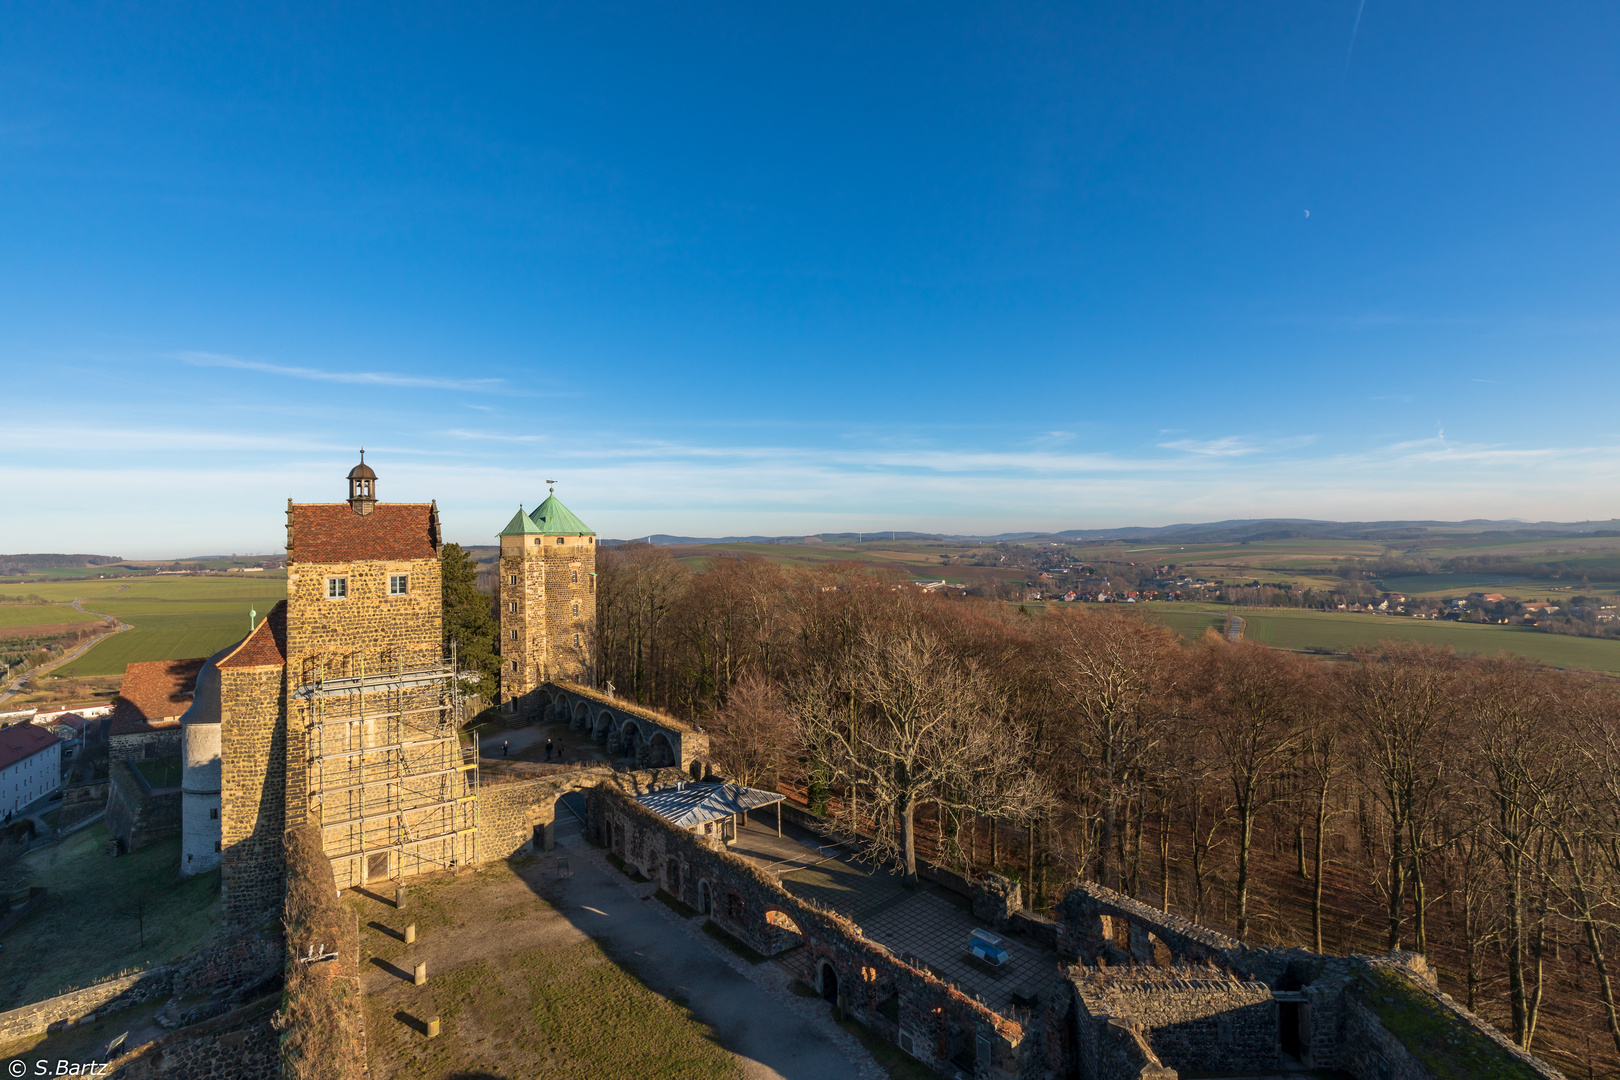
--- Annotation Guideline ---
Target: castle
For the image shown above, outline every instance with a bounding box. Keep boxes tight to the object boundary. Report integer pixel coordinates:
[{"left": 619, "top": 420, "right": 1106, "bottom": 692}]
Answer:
[{"left": 174, "top": 457, "right": 594, "bottom": 915}]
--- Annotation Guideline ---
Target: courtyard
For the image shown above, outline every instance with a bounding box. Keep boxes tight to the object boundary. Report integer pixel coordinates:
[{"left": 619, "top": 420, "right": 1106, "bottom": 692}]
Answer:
[
  {"left": 348, "top": 804, "right": 882, "bottom": 1080},
  {"left": 726, "top": 817, "right": 1062, "bottom": 1014}
]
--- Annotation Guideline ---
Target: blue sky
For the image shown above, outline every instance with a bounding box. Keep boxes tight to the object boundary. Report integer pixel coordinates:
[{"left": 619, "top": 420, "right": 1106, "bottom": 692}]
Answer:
[{"left": 3, "top": 3, "right": 1618, "bottom": 556}]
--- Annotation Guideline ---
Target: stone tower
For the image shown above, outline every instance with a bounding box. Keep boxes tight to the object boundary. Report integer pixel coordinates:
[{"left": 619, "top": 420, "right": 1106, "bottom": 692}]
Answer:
[{"left": 498, "top": 489, "right": 597, "bottom": 711}]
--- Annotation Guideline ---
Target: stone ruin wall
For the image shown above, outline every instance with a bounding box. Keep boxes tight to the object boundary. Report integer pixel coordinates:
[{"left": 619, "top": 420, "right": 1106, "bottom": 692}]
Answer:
[
  {"left": 590, "top": 784, "right": 1034, "bottom": 1080},
  {"left": 1053, "top": 881, "right": 1566, "bottom": 1080}
]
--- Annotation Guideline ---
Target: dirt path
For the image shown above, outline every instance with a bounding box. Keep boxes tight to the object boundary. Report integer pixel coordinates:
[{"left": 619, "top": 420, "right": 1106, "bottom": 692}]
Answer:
[
  {"left": 0, "top": 596, "right": 128, "bottom": 705},
  {"left": 1225, "top": 613, "right": 1246, "bottom": 641}
]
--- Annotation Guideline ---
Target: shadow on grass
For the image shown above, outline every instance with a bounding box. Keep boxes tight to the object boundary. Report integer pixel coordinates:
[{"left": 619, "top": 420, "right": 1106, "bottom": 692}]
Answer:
[
  {"left": 370, "top": 957, "right": 415, "bottom": 983},
  {"left": 393, "top": 1010, "right": 429, "bottom": 1036},
  {"left": 352, "top": 886, "right": 399, "bottom": 908},
  {"left": 368, "top": 921, "right": 407, "bottom": 941}
]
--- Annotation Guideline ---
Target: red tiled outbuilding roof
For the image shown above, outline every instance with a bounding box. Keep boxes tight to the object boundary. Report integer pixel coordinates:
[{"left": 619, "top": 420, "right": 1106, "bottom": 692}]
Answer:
[
  {"left": 218, "top": 601, "right": 288, "bottom": 670},
  {"left": 110, "top": 657, "right": 205, "bottom": 736},
  {"left": 288, "top": 503, "right": 439, "bottom": 564},
  {"left": 0, "top": 723, "right": 60, "bottom": 771}
]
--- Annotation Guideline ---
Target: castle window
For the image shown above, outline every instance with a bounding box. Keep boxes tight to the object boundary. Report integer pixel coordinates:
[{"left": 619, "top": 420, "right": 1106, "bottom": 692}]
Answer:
[
  {"left": 210, "top": 807, "right": 219, "bottom": 820},
  {"left": 571, "top": 570, "right": 578, "bottom": 584},
  {"left": 572, "top": 602, "right": 579, "bottom": 616},
  {"left": 557, "top": 537, "right": 565, "bottom": 545},
  {"left": 534, "top": 538, "right": 542, "bottom": 545},
  {"left": 510, "top": 629, "right": 518, "bottom": 640},
  {"left": 389, "top": 574, "right": 409, "bottom": 596},
  {"left": 326, "top": 577, "right": 348, "bottom": 600},
  {"left": 214, "top": 841, "right": 221, "bottom": 852},
  {"left": 573, "top": 633, "right": 580, "bottom": 647},
  {"left": 509, "top": 601, "right": 517, "bottom": 613},
  {"left": 510, "top": 660, "right": 517, "bottom": 671},
  {"left": 509, "top": 574, "right": 518, "bottom": 586}
]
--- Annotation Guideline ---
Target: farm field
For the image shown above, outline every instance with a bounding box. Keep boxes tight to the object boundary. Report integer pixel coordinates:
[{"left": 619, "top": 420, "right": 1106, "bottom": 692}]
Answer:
[
  {"left": 32, "top": 575, "right": 288, "bottom": 678},
  {"left": 0, "top": 603, "right": 99, "bottom": 628},
  {"left": 1139, "top": 602, "right": 1620, "bottom": 673}
]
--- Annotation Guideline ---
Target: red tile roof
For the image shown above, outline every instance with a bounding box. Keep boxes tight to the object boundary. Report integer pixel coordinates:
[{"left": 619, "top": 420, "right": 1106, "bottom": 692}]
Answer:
[
  {"left": 218, "top": 601, "right": 288, "bottom": 670},
  {"left": 0, "top": 722, "right": 62, "bottom": 771},
  {"left": 110, "top": 657, "right": 205, "bottom": 736},
  {"left": 289, "top": 503, "right": 439, "bottom": 564}
]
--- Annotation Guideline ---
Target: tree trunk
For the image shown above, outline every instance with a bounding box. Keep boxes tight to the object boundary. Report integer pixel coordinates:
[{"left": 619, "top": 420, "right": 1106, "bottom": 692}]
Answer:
[
  {"left": 900, "top": 791, "right": 919, "bottom": 889},
  {"left": 1312, "top": 786, "right": 1328, "bottom": 953},
  {"left": 1235, "top": 800, "right": 1254, "bottom": 940}
]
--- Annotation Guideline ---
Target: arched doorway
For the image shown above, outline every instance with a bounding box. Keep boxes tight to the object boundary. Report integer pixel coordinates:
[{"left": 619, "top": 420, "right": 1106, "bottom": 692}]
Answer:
[
  {"left": 649, "top": 732, "right": 675, "bottom": 768},
  {"left": 689, "top": 759, "right": 704, "bottom": 781},
  {"left": 698, "top": 880, "right": 711, "bottom": 914},
  {"left": 820, "top": 963, "right": 839, "bottom": 1004},
  {"left": 621, "top": 722, "right": 642, "bottom": 762},
  {"left": 665, "top": 858, "right": 681, "bottom": 895}
]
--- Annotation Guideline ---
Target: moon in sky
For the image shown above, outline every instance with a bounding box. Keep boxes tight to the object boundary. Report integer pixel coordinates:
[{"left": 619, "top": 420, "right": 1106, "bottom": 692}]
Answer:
[{"left": 1304, "top": 209, "right": 1311, "bottom": 217}]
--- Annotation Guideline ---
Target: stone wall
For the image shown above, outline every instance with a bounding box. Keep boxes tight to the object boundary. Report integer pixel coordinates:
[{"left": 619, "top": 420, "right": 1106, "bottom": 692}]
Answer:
[
  {"left": 106, "top": 760, "right": 181, "bottom": 852},
  {"left": 109, "top": 1011, "right": 278, "bottom": 1080},
  {"left": 0, "top": 967, "right": 173, "bottom": 1044},
  {"left": 58, "top": 779, "right": 108, "bottom": 828},
  {"left": 218, "top": 664, "right": 288, "bottom": 921},
  {"left": 110, "top": 728, "right": 181, "bottom": 763},
  {"left": 1074, "top": 968, "right": 1276, "bottom": 1077},
  {"left": 591, "top": 784, "right": 1033, "bottom": 1079},
  {"left": 498, "top": 532, "right": 598, "bottom": 709},
  {"left": 548, "top": 682, "right": 710, "bottom": 771}
]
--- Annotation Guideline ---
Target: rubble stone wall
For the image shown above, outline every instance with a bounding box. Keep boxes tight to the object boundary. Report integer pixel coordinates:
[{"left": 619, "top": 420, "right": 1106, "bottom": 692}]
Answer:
[
  {"left": 106, "top": 760, "right": 181, "bottom": 851},
  {"left": 592, "top": 785, "right": 1031, "bottom": 1079}
]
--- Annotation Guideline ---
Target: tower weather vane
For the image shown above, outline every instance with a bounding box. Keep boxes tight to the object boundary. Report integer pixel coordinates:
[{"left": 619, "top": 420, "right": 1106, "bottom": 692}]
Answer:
[{"left": 546, "top": 479, "right": 557, "bottom": 493}]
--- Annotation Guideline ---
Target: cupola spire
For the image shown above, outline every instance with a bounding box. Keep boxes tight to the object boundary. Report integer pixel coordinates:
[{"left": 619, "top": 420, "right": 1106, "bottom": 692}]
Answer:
[{"left": 346, "top": 450, "right": 378, "bottom": 516}]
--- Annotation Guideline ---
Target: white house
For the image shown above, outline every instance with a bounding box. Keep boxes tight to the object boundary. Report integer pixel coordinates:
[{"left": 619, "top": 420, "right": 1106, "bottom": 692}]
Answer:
[{"left": 0, "top": 723, "right": 63, "bottom": 816}]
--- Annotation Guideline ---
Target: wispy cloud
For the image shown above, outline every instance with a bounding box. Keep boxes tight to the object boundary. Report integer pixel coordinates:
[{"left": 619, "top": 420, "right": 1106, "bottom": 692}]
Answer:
[
  {"left": 176, "top": 351, "right": 507, "bottom": 393},
  {"left": 1158, "top": 436, "right": 1259, "bottom": 457}
]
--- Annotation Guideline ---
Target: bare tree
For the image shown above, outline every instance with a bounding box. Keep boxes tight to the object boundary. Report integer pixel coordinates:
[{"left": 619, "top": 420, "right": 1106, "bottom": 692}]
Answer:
[
  {"left": 706, "top": 672, "right": 798, "bottom": 789},
  {"left": 795, "top": 608, "right": 1046, "bottom": 887},
  {"left": 1043, "top": 607, "right": 1182, "bottom": 891},
  {"left": 1339, "top": 642, "right": 1460, "bottom": 952},
  {"left": 1197, "top": 635, "right": 1309, "bottom": 940}
]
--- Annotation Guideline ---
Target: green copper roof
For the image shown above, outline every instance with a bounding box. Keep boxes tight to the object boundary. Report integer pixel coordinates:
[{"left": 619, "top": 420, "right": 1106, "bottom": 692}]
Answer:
[
  {"left": 529, "top": 494, "right": 594, "bottom": 535},
  {"left": 499, "top": 507, "right": 545, "bottom": 536}
]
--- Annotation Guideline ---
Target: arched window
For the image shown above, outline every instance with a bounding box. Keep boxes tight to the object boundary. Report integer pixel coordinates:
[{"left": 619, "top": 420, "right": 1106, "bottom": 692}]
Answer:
[{"left": 557, "top": 537, "right": 565, "bottom": 545}]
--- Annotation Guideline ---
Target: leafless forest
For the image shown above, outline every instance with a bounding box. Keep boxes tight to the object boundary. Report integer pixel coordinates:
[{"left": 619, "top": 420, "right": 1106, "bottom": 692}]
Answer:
[{"left": 596, "top": 542, "right": 1620, "bottom": 1077}]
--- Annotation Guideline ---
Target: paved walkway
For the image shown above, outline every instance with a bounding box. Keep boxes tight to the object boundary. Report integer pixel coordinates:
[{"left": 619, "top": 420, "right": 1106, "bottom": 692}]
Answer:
[{"left": 553, "top": 816, "right": 885, "bottom": 1080}]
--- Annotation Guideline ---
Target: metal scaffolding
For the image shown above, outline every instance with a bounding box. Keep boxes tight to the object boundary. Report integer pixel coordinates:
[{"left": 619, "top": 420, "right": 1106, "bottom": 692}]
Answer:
[{"left": 297, "top": 647, "right": 478, "bottom": 887}]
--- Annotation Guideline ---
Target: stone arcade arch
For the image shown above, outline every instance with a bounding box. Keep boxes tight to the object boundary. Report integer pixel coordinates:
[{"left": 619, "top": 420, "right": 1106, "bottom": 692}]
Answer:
[
  {"left": 573, "top": 701, "right": 590, "bottom": 729},
  {"left": 619, "top": 721, "right": 642, "bottom": 762},
  {"left": 593, "top": 710, "right": 614, "bottom": 743},
  {"left": 819, "top": 961, "right": 840, "bottom": 1004},
  {"left": 648, "top": 732, "right": 676, "bottom": 768}
]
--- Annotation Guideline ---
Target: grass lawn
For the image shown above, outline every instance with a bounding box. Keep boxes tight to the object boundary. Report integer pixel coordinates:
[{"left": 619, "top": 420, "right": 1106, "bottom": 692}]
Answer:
[
  {"left": 133, "top": 757, "right": 183, "bottom": 790},
  {"left": 355, "top": 863, "right": 739, "bottom": 1080},
  {"left": 54, "top": 611, "right": 273, "bottom": 677},
  {"left": 0, "top": 824, "right": 222, "bottom": 1009},
  {"left": 1141, "top": 602, "right": 1620, "bottom": 673}
]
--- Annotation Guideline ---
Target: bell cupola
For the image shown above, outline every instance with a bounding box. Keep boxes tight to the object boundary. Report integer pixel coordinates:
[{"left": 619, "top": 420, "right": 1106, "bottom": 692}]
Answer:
[{"left": 347, "top": 450, "right": 378, "bottom": 516}]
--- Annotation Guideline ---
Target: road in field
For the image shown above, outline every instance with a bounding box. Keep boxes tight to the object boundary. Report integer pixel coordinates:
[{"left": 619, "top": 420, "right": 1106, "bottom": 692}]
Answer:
[{"left": 0, "top": 597, "right": 129, "bottom": 704}]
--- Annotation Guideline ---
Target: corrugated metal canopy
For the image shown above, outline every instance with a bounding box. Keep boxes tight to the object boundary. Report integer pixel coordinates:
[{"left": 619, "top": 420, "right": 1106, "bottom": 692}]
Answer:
[{"left": 636, "top": 783, "right": 784, "bottom": 829}]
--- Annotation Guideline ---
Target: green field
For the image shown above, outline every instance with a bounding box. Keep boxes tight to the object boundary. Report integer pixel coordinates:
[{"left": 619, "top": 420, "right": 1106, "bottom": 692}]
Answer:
[
  {"left": 0, "top": 824, "right": 221, "bottom": 1009},
  {"left": 1142, "top": 603, "right": 1620, "bottom": 673},
  {"left": 40, "top": 576, "right": 287, "bottom": 678},
  {"left": 0, "top": 603, "right": 99, "bottom": 628}
]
